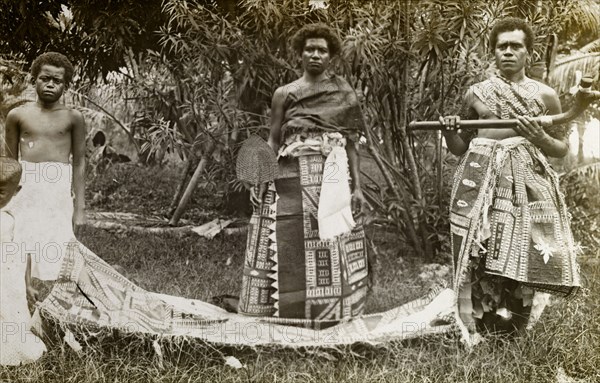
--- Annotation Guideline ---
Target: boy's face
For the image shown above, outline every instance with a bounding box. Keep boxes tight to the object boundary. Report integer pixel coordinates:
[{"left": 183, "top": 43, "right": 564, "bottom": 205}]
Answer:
[{"left": 35, "top": 64, "right": 67, "bottom": 103}]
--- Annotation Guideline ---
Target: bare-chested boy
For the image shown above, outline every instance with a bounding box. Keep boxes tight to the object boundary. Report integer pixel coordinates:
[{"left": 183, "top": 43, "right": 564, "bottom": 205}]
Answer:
[
  {"left": 441, "top": 18, "right": 579, "bottom": 344},
  {"left": 3, "top": 52, "right": 86, "bottom": 289}
]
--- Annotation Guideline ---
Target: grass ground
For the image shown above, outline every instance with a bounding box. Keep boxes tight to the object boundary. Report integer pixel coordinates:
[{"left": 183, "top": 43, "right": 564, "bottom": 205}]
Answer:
[{"left": 1, "top": 163, "right": 599, "bottom": 383}]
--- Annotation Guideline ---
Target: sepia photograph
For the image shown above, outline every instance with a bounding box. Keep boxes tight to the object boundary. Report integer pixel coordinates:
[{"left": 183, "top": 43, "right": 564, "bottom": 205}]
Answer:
[{"left": 1, "top": 0, "right": 599, "bottom": 382}]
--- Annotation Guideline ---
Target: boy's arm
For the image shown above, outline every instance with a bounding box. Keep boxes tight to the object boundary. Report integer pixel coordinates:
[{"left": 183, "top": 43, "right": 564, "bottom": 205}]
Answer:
[
  {"left": 25, "top": 253, "right": 39, "bottom": 302},
  {"left": 4, "top": 110, "right": 20, "bottom": 159},
  {"left": 71, "top": 109, "right": 86, "bottom": 229}
]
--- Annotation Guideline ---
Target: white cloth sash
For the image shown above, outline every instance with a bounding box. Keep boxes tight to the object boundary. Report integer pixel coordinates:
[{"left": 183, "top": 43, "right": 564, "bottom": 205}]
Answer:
[{"left": 279, "top": 133, "right": 356, "bottom": 239}]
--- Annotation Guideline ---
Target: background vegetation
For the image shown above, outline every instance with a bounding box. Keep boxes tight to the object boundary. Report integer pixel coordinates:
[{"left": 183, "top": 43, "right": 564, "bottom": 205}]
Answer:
[
  {"left": 2, "top": 0, "right": 599, "bottom": 257},
  {"left": 1, "top": 1, "right": 599, "bottom": 381}
]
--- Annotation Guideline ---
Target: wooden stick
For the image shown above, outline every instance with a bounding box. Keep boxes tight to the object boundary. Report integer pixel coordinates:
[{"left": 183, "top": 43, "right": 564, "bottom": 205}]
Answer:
[{"left": 408, "top": 78, "right": 600, "bottom": 131}]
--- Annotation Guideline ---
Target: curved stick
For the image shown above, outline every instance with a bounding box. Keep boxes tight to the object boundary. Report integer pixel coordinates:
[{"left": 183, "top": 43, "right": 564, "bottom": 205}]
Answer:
[{"left": 408, "top": 78, "right": 600, "bottom": 131}]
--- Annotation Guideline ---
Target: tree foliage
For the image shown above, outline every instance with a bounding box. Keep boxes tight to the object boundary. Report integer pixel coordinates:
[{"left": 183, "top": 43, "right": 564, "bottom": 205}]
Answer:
[
  {"left": 0, "top": 0, "right": 166, "bottom": 79},
  {"left": 1, "top": 0, "right": 598, "bottom": 256},
  {"left": 561, "top": 161, "right": 600, "bottom": 253},
  {"left": 147, "top": 0, "right": 599, "bottom": 256}
]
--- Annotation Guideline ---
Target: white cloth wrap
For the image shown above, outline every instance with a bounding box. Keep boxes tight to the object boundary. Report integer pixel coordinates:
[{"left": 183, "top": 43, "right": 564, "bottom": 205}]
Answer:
[
  {"left": 1, "top": 210, "right": 47, "bottom": 365},
  {"left": 4, "top": 161, "right": 75, "bottom": 280},
  {"left": 279, "top": 133, "right": 356, "bottom": 240}
]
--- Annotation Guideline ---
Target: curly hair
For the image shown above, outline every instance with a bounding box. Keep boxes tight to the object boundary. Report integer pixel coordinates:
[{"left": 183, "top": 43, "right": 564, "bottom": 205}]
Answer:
[
  {"left": 291, "top": 23, "right": 342, "bottom": 57},
  {"left": 30, "top": 52, "right": 75, "bottom": 86},
  {"left": 490, "top": 17, "right": 535, "bottom": 53}
]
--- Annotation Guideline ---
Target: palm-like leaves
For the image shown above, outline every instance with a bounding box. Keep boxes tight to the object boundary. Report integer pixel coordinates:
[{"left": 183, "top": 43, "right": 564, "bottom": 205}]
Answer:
[
  {"left": 561, "top": 0, "right": 600, "bottom": 39},
  {"left": 580, "top": 38, "right": 600, "bottom": 53},
  {"left": 547, "top": 53, "right": 600, "bottom": 96},
  {"left": 562, "top": 162, "right": 600, "bottom": 186},
  {"left": 154, "top": 0, "right": 600, "bottom": 250},
  {"left": 4, "top": 0, "right": 592, "bottom": 245},
  {"left": 560, "top": 161, "right": 600, "bottom": 251},
  {"left": 0, "top": 56, "right": 29, "bottom": 118}
]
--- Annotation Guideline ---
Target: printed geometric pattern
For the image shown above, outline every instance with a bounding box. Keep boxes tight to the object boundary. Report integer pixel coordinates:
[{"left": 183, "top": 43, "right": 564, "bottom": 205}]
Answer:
[
  {"left": 298, "top": 154, "right": 368, "bottom": 323},
  {"left": 450, "top": 138, "right": 580, "bottom": 297},
  {"left": 472, "top": 76, "right": 546, "bottom": 121},
  {"left": 37, "top": 239, "right": 454, "bottom": 346},
  {"left": 39, "top": 241, "right": 221, "bottom": 334},
  {"left": 19, "top": 158, "right": 451, "bottom": 347},
  {"left": 238, "top": 184, "right": 278, "bottom": 317},
  {"left": 238, "top": 153, "right": 368, "bottom": 326}
]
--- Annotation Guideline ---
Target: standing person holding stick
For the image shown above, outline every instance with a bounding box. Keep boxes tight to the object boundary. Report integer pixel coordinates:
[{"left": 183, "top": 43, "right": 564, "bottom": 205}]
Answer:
[{"left": 440, "top": 18, "right": 580, "bottom": 345}]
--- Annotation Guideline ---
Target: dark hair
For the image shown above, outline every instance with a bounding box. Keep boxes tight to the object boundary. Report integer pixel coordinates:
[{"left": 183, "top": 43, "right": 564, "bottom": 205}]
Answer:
[
  {"left": 291, "top": 23, "right": 342, "bottom": 56},
  {"left": 30, "top": 52, "right": 75, "bottom": 85},
  {"left": 490, "top": 17, "right": 535, "bottom": 53}
]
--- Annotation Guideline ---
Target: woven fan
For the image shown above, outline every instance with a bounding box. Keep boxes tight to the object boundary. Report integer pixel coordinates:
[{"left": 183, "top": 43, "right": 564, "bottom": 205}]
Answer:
[{"left": 236, "top": 135, "right": 278, "bottom": 184}]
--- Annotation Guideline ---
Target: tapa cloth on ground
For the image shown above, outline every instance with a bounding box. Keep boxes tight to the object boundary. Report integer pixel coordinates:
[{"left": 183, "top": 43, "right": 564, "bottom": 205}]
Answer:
[
  {"left": 1, "top": 159, "right": 454, "bottom": 349},
  {"left": 37, "top": 240, "right": 454, "bottom": 346}
]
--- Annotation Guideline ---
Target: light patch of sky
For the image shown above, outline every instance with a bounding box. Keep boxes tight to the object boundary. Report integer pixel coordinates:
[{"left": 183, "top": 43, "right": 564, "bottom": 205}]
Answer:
[
  {"left": 570, "top": 118, "right": 600, "bottom": 158},
  {"left": 309, "top": 0, "right": 329, "bottom": 10},
  {"left": 60, "top": 4, "right": 73, "bottom": 20}
]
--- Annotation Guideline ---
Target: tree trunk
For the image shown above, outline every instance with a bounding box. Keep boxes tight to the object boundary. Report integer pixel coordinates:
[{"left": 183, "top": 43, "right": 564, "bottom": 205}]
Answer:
[
  {"left": 169, "top": 158, "right": 194, "bottom": 215},
  {"left": 436, "top": 130, "right": 443, "bottom": 207},
  {"left": 169, "top": 143, "right": 216, "bottom": 225},
  {"left": 365, "top": 131, "right": 423, "bottom": 257},
  {"left": 88, "top": 220, "right": 193, "bottom": 236},
  {"left": 398, "top": 0, "right": 432, "bottom": 258},
  {"left": 576, "top": 121, "right": 586, "bottom": 164},
  {"left": 400, "top": 133, "right": 434, "bottom": 258},
  {"left": 383, "top": 117, "right": 395, "bottom": 162}
]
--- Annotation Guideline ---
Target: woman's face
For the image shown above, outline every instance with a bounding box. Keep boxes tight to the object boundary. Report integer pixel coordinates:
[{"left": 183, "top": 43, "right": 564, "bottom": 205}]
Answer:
[{"left": 301, "top": 38, "right": 331, "bottom": 76}]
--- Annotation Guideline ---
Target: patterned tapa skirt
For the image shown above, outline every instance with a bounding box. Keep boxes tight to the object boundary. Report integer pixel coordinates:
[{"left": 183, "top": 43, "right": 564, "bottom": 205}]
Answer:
[
  {"left": 238, "top": 153, "right": 369, "bottom": 328},
  {"left": 450, "top": 137, "right": 580, "bottom": 330}
]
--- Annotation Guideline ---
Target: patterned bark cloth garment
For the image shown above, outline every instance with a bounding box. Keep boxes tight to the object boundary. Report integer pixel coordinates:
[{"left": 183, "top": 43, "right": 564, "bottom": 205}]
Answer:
[
  {"left": 451, "top": 75, "right": 580, "bottom": 335},
  {"left": 238, "top": 139, "right": 368, "bottom": 326},
  {"left": 37, "top": 240, "right": 455, "bottom": 346},
  {"left": 238, "top": 76, "right": 372, "bottom": 326},
  {"left": 3, "top": 155, "right": 454, "bottom": 351}
]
